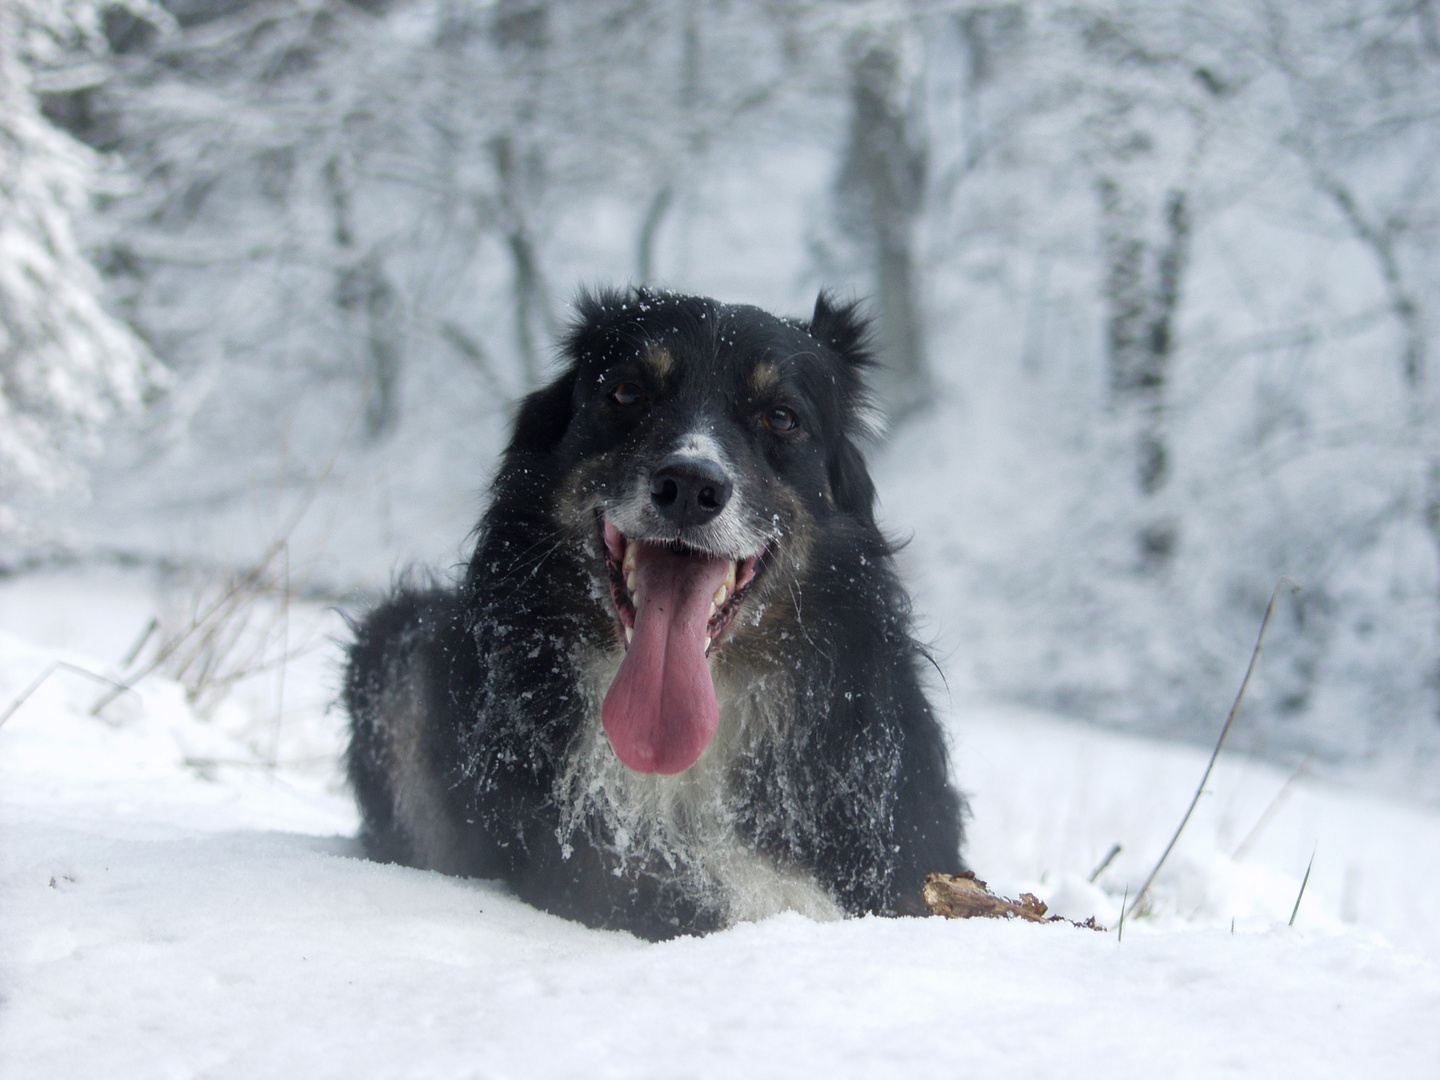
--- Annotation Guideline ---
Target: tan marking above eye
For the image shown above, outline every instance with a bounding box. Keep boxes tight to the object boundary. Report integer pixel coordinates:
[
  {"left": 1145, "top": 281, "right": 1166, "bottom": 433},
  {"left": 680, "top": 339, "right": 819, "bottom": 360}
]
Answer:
[
  {"left": 644, "top": 345, "right": 674, "bottom": 379},
  {"left": 750, "top": 362, "right": 779, "bottom": 393}
]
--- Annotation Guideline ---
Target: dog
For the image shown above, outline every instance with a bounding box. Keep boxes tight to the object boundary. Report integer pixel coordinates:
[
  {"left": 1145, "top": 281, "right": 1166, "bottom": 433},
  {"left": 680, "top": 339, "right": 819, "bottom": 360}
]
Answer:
[{"left": 343, "top": 288, "right": 967, "bottom": 940}]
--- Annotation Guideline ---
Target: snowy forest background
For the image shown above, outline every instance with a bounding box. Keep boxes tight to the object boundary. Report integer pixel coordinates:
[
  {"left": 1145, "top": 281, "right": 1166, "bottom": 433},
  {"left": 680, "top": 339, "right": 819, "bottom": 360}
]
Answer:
[{"left": 4, "top": 0, "right": 1440, "bottom": 800}]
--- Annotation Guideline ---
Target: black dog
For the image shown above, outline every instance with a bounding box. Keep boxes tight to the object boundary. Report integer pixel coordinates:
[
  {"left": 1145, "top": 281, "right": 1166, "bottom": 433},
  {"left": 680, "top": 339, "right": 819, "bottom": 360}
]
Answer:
[{"left": 344, "top": 288, "right": 966, "bottom": 940}]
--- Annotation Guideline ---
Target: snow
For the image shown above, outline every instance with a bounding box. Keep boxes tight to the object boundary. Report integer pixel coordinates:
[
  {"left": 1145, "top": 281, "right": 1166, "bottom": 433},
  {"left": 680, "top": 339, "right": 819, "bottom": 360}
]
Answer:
[
  {"left": 6, "top": 5, "right": 1440, "bottom": 1070},
  {"left": 3, "top": 569, "right": 1439, "bottom": 1077}
]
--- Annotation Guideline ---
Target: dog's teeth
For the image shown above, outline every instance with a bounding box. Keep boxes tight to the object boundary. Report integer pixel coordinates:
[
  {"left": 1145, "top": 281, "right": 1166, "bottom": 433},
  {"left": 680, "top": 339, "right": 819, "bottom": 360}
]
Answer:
[
  {"left": 725, "top": 562, "right": 737, "bottom": 589},
  {"left": 704, "top": 638, "right": 711, "bottom": 655},
  {"left": 708, "top": 602, "right": 717, "bottom": 619},
  {"left": 622, "top": 541, "right": 636, "bottom": 575},
  {"left": 624, "top": 625, "right": 633, "bottom": 645},
  {"left": 712, "top": 583, "right": 728, "bottom": 607},
  {"left": 626, "top": 570, "right": 638, "bottom": 594}
]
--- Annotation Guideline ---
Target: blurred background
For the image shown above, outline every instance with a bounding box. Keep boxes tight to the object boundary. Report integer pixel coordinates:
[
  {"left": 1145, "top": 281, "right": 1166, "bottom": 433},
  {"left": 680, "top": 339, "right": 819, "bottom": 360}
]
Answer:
[{"left": 3, "top": 0, "right": 1439, "bottom": 800}]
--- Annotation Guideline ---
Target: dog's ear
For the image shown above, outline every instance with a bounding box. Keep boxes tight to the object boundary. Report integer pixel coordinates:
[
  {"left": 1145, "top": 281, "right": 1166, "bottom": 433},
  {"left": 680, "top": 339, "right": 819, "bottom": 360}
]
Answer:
[
  {"left": 809, "top": 291, "right": 885, "bottom": 442},
  {"left": 809, "top": 292, "right": 873, "bottom": 370},
  {"left": 570, "top": 286, "right": 632, "bottom": 339},
  {"left": 510, "top": 287, "right": 654, "bottom": 455},
  {"left": 810, "top": 293, "right": 882, "bottom": 518},
  {"left": 508, "top": 368, "right": 577, "bottom": 455}
]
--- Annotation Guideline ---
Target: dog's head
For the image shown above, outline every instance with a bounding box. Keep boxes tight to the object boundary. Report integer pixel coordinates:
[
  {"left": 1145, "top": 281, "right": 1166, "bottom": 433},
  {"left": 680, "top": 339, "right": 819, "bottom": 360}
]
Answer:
[{"left": 507, "top": 288, "right": 882, "bottom": 775}]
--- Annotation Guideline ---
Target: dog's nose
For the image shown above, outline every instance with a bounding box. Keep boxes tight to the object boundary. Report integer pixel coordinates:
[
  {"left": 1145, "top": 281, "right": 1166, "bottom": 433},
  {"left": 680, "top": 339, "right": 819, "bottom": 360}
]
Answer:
[{"left": 649, "top": 456, "right": 733, "bottom": 527}]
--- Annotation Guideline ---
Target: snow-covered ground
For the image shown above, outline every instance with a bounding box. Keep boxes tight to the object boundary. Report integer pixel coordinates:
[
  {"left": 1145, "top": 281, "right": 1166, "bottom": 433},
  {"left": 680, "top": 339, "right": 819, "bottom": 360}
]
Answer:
[{"left": 3, "top": 568, "right": 1438, "bottom": 1078}]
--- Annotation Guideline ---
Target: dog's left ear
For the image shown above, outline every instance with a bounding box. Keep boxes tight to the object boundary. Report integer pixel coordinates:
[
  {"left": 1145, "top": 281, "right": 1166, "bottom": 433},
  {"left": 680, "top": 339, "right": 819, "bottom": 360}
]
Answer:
[
  {"left": 808, "top": 292, "right": 872, "bottom": 369},
  {"left": 809, "top": 291, "right": 885, "bottom": 442},
  {"left": 810, "top": 292, "right": 883, "bottom": 519}
]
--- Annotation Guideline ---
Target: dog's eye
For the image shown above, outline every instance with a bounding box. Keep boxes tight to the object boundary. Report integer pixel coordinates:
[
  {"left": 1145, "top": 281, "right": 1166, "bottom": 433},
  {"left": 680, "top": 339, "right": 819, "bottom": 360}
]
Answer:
[
  {"left": 763, "top": 406, "right": 799, "bottom": 433},
  {"left": 610, "top": 382, "right": 645, "bottom": 407}
]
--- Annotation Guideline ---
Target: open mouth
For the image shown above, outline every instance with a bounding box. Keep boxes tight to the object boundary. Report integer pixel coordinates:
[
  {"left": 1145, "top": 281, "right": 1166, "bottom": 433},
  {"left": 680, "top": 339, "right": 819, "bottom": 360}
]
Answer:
[
  {"left": 596, "top": 515, "right": 764, "bottom": 775},
  {"left": 600, "top": 517, "right": 762, "bottom": 654}
]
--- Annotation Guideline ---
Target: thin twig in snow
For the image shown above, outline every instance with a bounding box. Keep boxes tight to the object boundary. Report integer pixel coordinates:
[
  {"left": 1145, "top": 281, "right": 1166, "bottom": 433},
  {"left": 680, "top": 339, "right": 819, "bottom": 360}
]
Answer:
[
  {"left": 89, "top": 399, "right": 362, "bottom": 717},
  {"left": 1290, "top": 850, "right": 1316, "bottom": 928},
  {"left": 1089, "top": 843, "right": 1123, "bottom": 884},
  {"left": 269, "top": 542, "right": 291, "bottom": 769},
  {"left": 120, "top": 616, "right": 159, "bottom": 669},
  {"left": 1233, "top": 750, "right": 1316, "bottom": 861},
  {"left": 2, "top": 662, "right": 136, "bottom": 729},
  {"left": 1126, "top": 578, "right": 1300, "bottom": 920}
]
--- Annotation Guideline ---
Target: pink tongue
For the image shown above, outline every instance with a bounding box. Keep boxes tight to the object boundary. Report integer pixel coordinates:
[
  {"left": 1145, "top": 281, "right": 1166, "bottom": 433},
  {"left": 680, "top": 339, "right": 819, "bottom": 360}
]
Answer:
[{"left": 602, "top": 543, "right": 731, "bottom": 774}]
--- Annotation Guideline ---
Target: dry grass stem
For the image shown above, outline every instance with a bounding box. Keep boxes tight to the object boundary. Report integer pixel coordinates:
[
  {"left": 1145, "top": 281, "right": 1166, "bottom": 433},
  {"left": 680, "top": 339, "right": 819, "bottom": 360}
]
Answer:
[
  {"left": 1233, "top": 750, "right": 1316, "bottom": 861},
  {"left": 1289, "top": 850, "right": 1316, "bottom": 927},
  {"left": 89, "top": 408, "right": 360, "bottom": 720},
  {"left": 120, "top": 617, "right": 159, "bottom": 668},
  {"left": 269, "top": 543, "right": 291, "bottom": 768},
  {"left": 1088, "top": 843, "right": 1123, "bottom": 883},
  {"left": 1125, "top": 579, "right": 1299, "bottom": 921},
  {"left": 2, "top": 662, "right": 137, "bottom": 729}
]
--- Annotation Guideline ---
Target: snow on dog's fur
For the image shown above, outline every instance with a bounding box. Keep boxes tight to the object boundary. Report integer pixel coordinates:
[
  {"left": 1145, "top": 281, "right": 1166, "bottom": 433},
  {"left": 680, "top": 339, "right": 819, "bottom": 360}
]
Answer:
[{"left": 344, "top": 288, "right": 967, "bottom": 939}]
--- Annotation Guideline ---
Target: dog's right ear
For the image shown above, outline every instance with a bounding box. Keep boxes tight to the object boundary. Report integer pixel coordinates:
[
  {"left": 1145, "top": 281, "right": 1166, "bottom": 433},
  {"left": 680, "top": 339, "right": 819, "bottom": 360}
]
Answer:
[
  {"left": 510, "top": 284, "right": 631, "bottom": 455},
  {"left": 505, "top": 286, "right": 625, "bottom": 456},
  {"left": 508, "top": 368, "right": 577, "bottom": 455}
]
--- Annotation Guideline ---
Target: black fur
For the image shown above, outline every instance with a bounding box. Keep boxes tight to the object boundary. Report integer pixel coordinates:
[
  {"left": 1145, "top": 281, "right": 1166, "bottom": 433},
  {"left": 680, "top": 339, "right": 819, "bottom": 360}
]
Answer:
[{"left": 344, "top": 288, "right": 966, "bottom": 940}]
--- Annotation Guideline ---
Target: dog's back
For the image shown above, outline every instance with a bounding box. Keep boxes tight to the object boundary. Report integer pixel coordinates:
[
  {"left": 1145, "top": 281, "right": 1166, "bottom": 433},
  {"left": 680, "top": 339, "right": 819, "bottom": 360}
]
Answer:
[{"left": 344, "top": 289, "right": 966, "bottom": 939}]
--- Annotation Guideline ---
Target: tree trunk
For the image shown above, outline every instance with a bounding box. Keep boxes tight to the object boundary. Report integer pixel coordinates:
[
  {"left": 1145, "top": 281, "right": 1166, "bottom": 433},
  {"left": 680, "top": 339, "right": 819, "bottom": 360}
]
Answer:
[
  {"left": 336, "top": 255, "right": 402, "bottom": 440},
  {"left": 326, "top": 152, "right": 401, "bottom": 440},
  {"left": 1098, "top": 178, "right": 1190, "bottom": 569},
  {"left": 636, "top": 183, "right": 674, "bottom": 285},
  {"left": 836, "top": 38, "right": 930, "bottom": 423},
  {"left": 491, "top": 2, "right": 554, "bottom": 389},
  {"left": 490, "top": 134, "right": 553, "bottom": 389},
  {"left": 1315, "top": 168, "right": 1440, "bottom": 723}
]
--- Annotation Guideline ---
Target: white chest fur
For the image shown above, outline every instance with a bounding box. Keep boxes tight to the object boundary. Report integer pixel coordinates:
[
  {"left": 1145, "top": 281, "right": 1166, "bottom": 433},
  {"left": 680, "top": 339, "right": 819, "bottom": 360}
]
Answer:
[{"left": 558, "top": 647, "right": 844, "bottom": 925}]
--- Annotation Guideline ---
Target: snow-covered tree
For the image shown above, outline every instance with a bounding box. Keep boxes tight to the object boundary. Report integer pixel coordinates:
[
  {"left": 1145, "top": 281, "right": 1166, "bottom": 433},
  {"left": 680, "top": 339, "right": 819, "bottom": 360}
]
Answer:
[
  {"left": 0, "top": 0, "right": 162, "bottom": 532},
  {"left": 52, "top": 0, "right": 814, "bottom": 476},
  {"left": 1245, "top": 0, "right": 1440, "bottom": 725}
]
